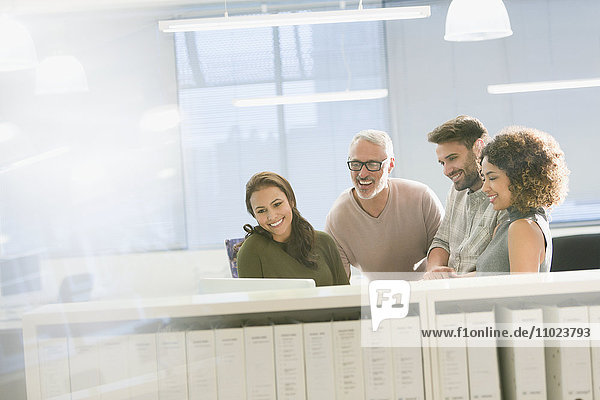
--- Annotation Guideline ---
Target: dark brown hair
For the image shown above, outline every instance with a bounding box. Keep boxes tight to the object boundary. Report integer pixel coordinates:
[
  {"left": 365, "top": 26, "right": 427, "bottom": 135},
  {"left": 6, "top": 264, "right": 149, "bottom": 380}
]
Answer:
[
  {"left": 480, "top": 126, "right": 569, "bottom": 214},
  {"left": 244, "top": 171, "right": 317, "bottom": 269},
  {"left": 427, "top": 115, "right": 489, "bottom": 149}
]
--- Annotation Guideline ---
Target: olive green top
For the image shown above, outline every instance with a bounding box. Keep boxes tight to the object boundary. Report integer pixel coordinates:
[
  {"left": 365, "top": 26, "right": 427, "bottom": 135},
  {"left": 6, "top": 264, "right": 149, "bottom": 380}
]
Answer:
[{"left": 237, "top": 230, "right": 350, "bottom": 286}]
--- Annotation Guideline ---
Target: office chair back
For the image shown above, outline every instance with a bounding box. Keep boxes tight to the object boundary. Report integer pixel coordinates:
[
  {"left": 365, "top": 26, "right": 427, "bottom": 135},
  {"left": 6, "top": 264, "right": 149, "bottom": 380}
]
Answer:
[
  {"left": 551, "top": 234, "right": 600, "bottom": 272},
  {"left": 225, "top": 238, "right": 244, "bottom": 278}
]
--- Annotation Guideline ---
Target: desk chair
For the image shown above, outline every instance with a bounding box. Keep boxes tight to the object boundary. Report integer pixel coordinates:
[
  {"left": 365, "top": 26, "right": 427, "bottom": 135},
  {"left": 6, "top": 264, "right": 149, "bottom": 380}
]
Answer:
[
  {"left": 58, "top": 273, "right": 94, "bottom": 303},
  {"left": 225, "top": 238, "right": 244, "bottom": 278},
  {"left": 551, "top": 234, "right": 600, "bottom": 272}
]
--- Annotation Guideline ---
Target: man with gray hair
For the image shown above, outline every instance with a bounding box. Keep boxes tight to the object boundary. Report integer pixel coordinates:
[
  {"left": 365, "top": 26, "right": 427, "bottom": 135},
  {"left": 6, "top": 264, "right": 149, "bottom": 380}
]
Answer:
[{"left": 325, "top": 129, "right": 443, "bottom": 277}]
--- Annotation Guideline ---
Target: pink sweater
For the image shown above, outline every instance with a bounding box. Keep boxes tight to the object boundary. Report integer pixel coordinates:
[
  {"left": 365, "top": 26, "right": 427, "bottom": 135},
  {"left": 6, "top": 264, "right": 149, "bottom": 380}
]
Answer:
[{"left": 325, "top": 178, "right": 443, "bottom": 276}]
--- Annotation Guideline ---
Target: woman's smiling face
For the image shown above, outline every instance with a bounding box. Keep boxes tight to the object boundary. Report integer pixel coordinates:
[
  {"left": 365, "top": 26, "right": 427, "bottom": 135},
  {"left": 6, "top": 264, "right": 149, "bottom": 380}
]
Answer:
[
  {"left": 250, "top": 185, "right": 293, "bottom": 242},
  {"left": 481, "top": 157, "right": 512, "bottom": 210}
]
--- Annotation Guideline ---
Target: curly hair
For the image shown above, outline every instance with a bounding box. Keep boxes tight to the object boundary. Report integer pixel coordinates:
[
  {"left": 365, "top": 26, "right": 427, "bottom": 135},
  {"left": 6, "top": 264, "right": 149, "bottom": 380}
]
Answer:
[
  {"left": 243, "top": 171, "right": 317, "bottom": 269},
  {"left": 480, "top": 126, "right": 569, "bottom": 214},
  {"left": 427, "top": 115, "right": 489, "bottom": 148}
]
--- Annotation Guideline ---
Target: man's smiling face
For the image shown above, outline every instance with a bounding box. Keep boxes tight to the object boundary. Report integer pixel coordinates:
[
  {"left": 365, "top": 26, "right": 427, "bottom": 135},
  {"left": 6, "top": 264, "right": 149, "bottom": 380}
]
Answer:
[
  {"left": 348, "top": 139, "right": 393, "bottom": 200},
  {"left": 435, "top": 140, "right": 482, "bottom": 192}
]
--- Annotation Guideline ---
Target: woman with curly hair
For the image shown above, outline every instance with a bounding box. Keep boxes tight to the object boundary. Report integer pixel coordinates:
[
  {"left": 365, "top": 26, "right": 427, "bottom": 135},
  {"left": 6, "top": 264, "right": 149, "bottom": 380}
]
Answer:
[
  {"left": 237, "top": 171, "right": 349, "bottom": 286},
  {"left": 476, "top": 127, "right": 569, "bottom": 274}
]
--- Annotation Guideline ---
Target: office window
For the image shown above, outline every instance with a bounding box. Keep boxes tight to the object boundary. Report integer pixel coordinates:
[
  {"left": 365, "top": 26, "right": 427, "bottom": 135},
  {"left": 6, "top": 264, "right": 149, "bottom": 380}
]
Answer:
[
  {"left": 175, "top": 22, "right": 389, "bottom": 248},
  {"left": 0, "top": 13, "right": 186, "bottom": 259}
]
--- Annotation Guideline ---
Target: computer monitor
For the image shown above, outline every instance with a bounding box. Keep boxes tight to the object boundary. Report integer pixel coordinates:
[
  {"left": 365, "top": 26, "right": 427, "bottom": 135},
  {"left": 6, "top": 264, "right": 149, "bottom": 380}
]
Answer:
[{"left": 197, "top": 277, "right": 315, "bottom": 295}]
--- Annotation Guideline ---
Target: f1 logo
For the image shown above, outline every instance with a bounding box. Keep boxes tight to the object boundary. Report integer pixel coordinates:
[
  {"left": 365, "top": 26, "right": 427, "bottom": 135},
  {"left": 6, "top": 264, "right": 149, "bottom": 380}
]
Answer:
[{"left": 368, "top": 280, "right": 410, "bottom": 331}]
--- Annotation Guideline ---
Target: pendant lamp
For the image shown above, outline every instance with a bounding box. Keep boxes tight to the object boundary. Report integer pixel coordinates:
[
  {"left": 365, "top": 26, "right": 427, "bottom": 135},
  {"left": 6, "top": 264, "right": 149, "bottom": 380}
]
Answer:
[
  {"left": 0, "top": 16, "right": 38, "bottom": 71},
  {"left": 35, "top": 55, "right": 89, "bottom": 94},
  {"left": 444, "top": 0, "right": 512, "bottom": 42}
]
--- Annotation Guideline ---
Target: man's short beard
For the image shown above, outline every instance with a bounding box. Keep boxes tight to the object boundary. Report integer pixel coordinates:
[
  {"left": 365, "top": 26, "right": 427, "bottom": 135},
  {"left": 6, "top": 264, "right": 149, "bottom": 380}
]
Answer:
[
  {"left": 454, "top": 150, "right": 481, "bottom": 191},
  {"left": 454, "top": 170, "right": 480, "bottom": 191},
  {"left": 355, "top": 177, "right": 387, "bottom": 200}
]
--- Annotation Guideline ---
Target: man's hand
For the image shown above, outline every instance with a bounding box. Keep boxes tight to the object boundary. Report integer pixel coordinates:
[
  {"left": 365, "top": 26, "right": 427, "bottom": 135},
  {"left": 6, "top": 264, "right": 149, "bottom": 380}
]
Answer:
[{"left": 422, "top": 266, "right": 457, "bottom": 280}]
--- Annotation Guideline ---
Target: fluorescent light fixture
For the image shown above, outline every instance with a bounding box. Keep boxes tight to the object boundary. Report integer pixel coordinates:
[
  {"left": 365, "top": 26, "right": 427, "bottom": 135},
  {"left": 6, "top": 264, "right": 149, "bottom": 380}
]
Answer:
[
  {"left": 0, "top": 147, "right": 70, "bottom": 174},
  {"left": 159, "top": 6, "right": 430, "bottom": 32},
  {"left": 488, "top": 78, "right": 600, "bottom": 94},
  {"left": 232, "top": 89, "right": 388, "bottom": 107}
]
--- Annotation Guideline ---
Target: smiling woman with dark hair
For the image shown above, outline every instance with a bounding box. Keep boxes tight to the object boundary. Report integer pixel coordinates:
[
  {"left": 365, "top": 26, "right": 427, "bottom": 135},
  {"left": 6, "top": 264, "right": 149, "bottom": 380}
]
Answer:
[
  {"left": 476, "top": 126, "right": 569, "bottom": 275},
  {"left": 237, "top": 171, "right": 349, "bottom": 286}
]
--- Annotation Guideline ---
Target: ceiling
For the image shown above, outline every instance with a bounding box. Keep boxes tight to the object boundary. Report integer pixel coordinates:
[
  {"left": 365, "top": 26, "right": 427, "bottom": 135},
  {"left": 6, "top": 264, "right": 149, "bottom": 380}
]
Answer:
[{"left": 5, "top": 0, "right": 397, "bottom": 15}]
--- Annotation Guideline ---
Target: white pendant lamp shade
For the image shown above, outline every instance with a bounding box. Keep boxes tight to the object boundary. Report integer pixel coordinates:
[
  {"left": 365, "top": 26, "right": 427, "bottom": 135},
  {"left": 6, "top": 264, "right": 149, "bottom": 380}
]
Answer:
[
  {"left": 35, "top": 55, "right": 89, "bottom": 94},
  {"left": 0, "top": 17, "right": 38, "bottom": 71},
  {"left": 444, "top": 0, "right": 512, "bottom": 42}
]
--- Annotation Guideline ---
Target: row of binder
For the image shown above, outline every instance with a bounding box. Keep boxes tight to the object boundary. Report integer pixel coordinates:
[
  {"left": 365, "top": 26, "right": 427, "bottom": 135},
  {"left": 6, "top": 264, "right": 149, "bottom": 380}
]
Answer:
[
  {"left": 36, "top": 317, "right": 425, "bottom": 400},
  {"left": 35, "top": 304, "right": 600, "bottom": 400},
  {"left": 434, "top": 304, "right": 600, "bottom": 400}
]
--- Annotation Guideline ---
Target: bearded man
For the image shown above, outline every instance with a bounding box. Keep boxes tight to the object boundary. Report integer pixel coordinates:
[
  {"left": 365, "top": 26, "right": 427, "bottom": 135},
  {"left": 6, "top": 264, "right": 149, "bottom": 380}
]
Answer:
[
  {"left": 424, "top": 115, "right": 507, "bottom": 278},
  {"left": 325, "top": 129, "right": 443, "bottom": 277}
]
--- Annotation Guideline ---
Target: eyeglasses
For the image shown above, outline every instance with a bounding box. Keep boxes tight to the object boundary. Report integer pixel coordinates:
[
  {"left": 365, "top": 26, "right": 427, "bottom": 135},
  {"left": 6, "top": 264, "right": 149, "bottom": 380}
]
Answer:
[{"left": 347, "top": 158, "right": 388, "bottom": 172}]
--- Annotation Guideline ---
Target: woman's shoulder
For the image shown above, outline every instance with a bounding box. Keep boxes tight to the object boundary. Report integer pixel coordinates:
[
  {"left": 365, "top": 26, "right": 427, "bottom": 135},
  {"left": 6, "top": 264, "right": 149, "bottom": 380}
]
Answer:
[
  {"left": 508, "top": 218, "right": 544, "bottom": 240},
  {"left": 314, "top": 230, "right": 335, "bottom": 243},
  {"left": 509, "top": 216, "right": 539, "bottom": 227},
  {"left": 238, "top": 233, "right": 270, "bottom": 253},
  {"left": 314, "top": 230, "right": 338, "bottom": 251}
]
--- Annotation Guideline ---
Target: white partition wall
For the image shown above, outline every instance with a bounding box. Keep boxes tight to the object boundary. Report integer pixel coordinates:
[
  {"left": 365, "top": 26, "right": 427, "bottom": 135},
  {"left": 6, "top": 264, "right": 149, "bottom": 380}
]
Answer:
[{"left": 21, "top": 270, "right": 600, "bottom": 400}]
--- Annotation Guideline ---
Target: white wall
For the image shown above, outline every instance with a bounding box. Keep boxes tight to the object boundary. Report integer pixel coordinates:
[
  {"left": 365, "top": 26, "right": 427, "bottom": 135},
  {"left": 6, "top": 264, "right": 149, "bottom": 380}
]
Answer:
[{"left": 386, "top": 0, "right": 600, "bottom": 205}]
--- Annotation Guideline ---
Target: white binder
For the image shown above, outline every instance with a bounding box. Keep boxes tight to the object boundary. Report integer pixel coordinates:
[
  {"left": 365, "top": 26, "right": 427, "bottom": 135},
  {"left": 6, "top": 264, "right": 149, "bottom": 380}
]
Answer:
[
  {"left": 435, "top": 312, "right": 469, "bottom": 400},
  {"left": 496, "top": 307, "right": 546, "bottom": 400},
  {"left": 186, "top": 330, "right": 217, "bottom": 400},
  {"left": 215, "top": 327, "right": 247, "bottom": 400},
  {"left": 98, "top": 335, "right": 130, "bottom": 400},
  {"left": 128, "top": 333, "right": 158, "bottom": 400},
  {"left": 303, "top": 321, "right": 336, "bottom": 399},
  {"left": 391, "top": 315, "right": 425, "bottom": 400},
  {"left": 465, "top": 311, "right": 501, "bottom": 400},
  {"left": 38, "top": 337, "right": 71, "bottom": 400},
  {"left": 157, "top": 331, "right": 188, "bottom": 400},
  {"left": 332, "top": 320, "right": 365, "bottom": 400},
  {"left": 244, "top": 325, "right": 277, "bottom": 400},
  {"left": 274, "top": 324, "right": 306, "bottom": 400},
  {"left": 68, "top": 336, "right": 100, "bottom": 400},
  {"left": 361, "top": 319, "right": 394, "bottom": 400},
  {"left": 588, "top": 305, "right": 600, "bottom": 400},
  {"left": 543, "top": 305, "right": 593, "bottom": 400}
]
